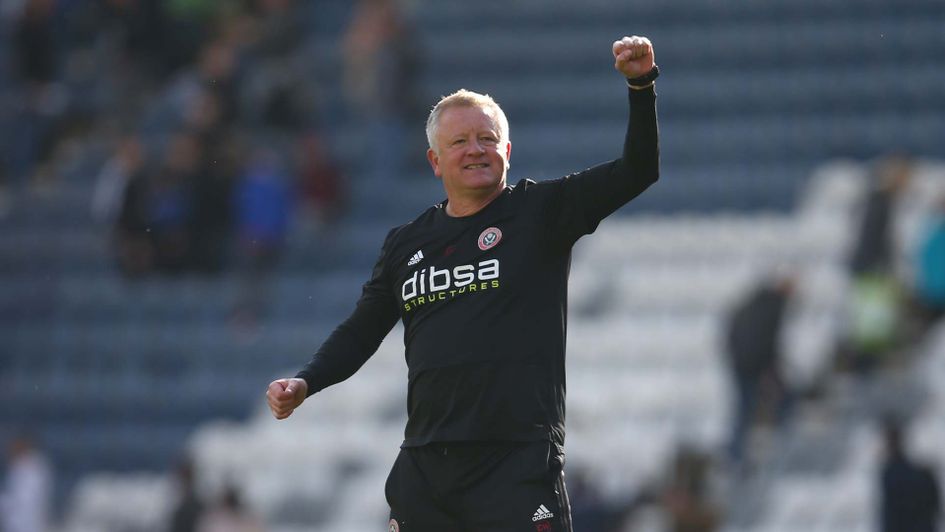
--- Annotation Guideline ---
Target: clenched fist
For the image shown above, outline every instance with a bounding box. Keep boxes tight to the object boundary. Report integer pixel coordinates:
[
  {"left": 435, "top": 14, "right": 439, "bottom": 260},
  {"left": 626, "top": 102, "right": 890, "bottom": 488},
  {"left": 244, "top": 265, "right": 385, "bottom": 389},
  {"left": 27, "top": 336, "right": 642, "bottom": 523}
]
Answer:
[
  {"left": 267, "top": 377, "right": 308, "bottom": 420},
  {"left": 613, "top": 36, "right": 655, "bottom": 79}
]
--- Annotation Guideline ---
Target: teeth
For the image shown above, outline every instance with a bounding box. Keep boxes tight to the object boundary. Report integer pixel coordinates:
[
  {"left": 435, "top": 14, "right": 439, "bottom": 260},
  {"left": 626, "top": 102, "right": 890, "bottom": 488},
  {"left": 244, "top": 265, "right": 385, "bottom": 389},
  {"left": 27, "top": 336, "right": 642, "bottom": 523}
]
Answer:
[{"left": 465, "top": 164, "right": 488, "bottom": 169}]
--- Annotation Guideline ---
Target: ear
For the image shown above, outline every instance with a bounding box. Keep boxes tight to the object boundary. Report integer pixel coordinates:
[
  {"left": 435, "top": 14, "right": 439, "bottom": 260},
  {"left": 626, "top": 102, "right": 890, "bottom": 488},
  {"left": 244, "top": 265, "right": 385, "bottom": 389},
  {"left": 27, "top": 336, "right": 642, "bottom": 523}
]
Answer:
[
  {"left": 427, "top": 148, "right": 442, "bottom": 178},
  {"left": 504, "top": 141, "right": 512, "bottom": 169}
]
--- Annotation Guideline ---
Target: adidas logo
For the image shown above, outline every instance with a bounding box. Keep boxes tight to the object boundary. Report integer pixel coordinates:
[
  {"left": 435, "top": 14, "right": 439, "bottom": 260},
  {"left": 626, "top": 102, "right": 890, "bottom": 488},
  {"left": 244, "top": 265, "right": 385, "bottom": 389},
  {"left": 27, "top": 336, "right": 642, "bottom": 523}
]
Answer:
[
  {"left": 407, "top": 250, "right": 424, "bottom": 266},
  {"left": 531, "top": 504, "right": 554, "bottom": 522}
]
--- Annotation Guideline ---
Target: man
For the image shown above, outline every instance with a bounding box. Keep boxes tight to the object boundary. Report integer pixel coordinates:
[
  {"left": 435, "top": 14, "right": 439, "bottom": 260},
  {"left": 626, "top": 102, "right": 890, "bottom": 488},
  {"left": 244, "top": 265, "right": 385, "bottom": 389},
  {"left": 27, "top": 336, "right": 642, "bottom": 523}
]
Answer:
[
  {"left": 0, "top": 435, "right": 52, "bottom": 532},
  {"left": 724, "top": 274, "right": 795, "bottom": 468},
  {"left": 267, "top": 35, "right": 660, "bottom": 531},
  {"left": 880, "top": 418, "right": 941, "bottom": 532}
]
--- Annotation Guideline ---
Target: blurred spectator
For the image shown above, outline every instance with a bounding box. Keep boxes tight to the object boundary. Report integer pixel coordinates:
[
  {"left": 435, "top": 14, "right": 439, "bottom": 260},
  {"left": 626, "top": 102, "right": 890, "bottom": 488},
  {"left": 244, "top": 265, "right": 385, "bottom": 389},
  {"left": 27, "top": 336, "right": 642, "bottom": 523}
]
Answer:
[
  {"left": 9, "top": 0, "right": 65, "bottom": 186},
  {"left": 842, "top": 157, "right": 913, "bottom": 371},
  {"left": 168, "top": 458, "right": 204, "bottom": 532},
  {"left": 114, "top": 145, "right": 156, "bottom": 277},
  {"left": 194, "top": 39, "right": 242, "bottom": 127},
  {"left": 92, "top": 134, "right": 147, "bottom": 224},
  {"left": 0, "top": 435, "right": 53, "bottom": 532},
  {"left": 231, "top": 148, "right": 291, "bottom": 325},
  {"left": 151, "top": 132, "right": 200, "bottom": 274},
  {"left": 879, "top": 418, "right": 941, "bottom": 532},
  {"left": 197, "top": 485, "right": 263, "bottom": 532},
  {"left": 849, "top": 156, "right": 912, "bottom": 276},
  {"left": 13, "top": 0, "right": 57, "bottom": 86},
  {"left": 163, "top": 0, "right": 226, "bottom": 76},
  {"left": 661, "top": 447, "right": 719, "bottom": 532},
  {"left": 342, "top": 0, "right": 422, "bottom": 181},
  {"left": 567, "top": 468, "right": 636, "bottom": 532},
  {"left": 246, "top": 0, "right": 302, "bottom": 59},
  {"left": 912, "top": 195, "right": 945, "bottom": 327},
  {"left": 843, "top": 273, "right": 902, "bottom": 372},
  {"left": 187, "top": 92, "right": 239, "bottom": 274},
  {"left": 724, "top": 274, "right": 795, "bottom": 467},
  {"left": 162, "top": 36, "right": 242, "bottom": 139},
  {"left": 296, "top": 131, "right": 346, "bottom": 225},
  {"left": 234, "top": 150, "right": 290, "bottom": 257},
  {"left": 100, "top": 0, "right": 170, "bottom": 81}
]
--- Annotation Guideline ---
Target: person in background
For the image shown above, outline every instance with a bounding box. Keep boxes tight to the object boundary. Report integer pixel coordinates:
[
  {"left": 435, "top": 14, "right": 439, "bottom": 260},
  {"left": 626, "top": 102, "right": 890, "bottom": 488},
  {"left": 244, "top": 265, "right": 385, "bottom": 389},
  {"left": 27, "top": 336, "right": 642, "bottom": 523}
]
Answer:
[
  {"left": 842, "top": 157, "right": 913, "bottom": 370},
  {"left": 230, "top": 148, "right": 291, "bottom": 326},
  {"left": 661, "top": 447, "right": 719, "bottom": 532},
  {"left": 912, "top": 195, "right": 945, "bottom": 329},
  {"left": 879, "top": 417, "right": 941, "bottom": 532},
  {"left": 10, "top": 0, "right": 60, "bottom": 187},
  {"left": 197, "top": 484, "right": 264, "bottom": 532},
  {"left": 342, "top": 0, "right": 422, "bottom": 182},
  {"left": 187, "top": 90, "right": 238, "bottom": 275},
  {"left": 0, "top": 435, "right": 53, "bottom": 532},
  {"left": 168, "top": 458, "right": 205, "bottom": 532},
  {"left": 849, "top": 156, "right": 912, "bottom": 276},
  {"left": 108, "top": 135, "right": 158, "bottom": 277},
  {"left": 724, "top": 274, "right": 795, "bottom": 468},
  {"left": 296, "top": 131, "right": 346, "bottom": 226},
  {"left": 92, "top": 134, "right": 148, "bottom": 225},
  {"left": 150, "top": 132, "right": 200, "bottom": 275}
]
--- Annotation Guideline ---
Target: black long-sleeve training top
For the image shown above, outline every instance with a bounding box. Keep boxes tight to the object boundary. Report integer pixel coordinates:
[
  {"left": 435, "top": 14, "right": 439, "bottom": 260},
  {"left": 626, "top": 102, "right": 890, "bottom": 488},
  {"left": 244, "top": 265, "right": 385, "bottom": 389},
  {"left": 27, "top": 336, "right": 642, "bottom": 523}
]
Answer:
[{"left": 297, "top": 85, "right": 659, "bottom": 449}]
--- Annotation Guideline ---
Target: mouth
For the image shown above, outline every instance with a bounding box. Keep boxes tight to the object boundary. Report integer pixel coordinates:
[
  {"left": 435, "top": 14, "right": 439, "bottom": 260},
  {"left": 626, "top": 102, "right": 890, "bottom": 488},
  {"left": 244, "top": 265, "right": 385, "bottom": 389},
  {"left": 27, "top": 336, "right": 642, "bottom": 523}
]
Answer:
[{"left": 463, "top": 163, "right": 489, "bottom": 169}]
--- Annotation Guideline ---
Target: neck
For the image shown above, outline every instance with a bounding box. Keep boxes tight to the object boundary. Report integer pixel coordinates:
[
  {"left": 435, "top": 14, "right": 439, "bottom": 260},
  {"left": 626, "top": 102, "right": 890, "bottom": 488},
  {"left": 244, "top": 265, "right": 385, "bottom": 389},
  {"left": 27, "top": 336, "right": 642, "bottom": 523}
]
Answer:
[{"left": 445, "top": 186, "right": 505, "bottom": 217}]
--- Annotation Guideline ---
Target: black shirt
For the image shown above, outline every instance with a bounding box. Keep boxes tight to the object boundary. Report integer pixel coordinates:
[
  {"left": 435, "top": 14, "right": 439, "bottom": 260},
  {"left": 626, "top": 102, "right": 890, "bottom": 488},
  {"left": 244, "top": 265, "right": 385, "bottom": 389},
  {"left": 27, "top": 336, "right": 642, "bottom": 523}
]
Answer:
[
  {"left": 881, "top": 456, "right": 942, "bottom": 532},
  {"left": 297, "top": 85, "right": 659, "bottom": 448},
  {"left": 726, "top": 284, "right": 789, "bottom": 379}
]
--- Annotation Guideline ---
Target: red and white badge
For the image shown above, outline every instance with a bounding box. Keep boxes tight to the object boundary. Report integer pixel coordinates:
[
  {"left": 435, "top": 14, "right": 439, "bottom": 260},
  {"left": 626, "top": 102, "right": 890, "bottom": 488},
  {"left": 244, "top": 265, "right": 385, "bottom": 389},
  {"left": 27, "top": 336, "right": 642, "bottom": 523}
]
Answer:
[
  {"left": 388, "top": 519, "right": 400, "bottom": 532},
  {"left": 478, "top": 227, "right": 503, "bottom": 250}
]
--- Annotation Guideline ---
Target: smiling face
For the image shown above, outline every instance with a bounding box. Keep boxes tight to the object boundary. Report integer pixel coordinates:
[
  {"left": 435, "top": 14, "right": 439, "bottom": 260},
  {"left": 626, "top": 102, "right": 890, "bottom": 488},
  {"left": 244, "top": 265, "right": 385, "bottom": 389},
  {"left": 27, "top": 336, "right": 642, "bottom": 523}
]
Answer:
[{"left": 427, "top": 104, "right": 511, "bottom": 202}]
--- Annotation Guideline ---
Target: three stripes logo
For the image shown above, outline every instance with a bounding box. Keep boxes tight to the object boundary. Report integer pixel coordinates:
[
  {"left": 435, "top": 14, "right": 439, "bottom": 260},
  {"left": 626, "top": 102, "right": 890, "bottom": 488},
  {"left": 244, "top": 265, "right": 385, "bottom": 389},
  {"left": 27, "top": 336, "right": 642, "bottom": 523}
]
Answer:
[
  {"left": 531, "top": 504, "right": 554, "bottom": 522},
  {"left": 407, "top": 250, "right": 424, "bottom": 266}
]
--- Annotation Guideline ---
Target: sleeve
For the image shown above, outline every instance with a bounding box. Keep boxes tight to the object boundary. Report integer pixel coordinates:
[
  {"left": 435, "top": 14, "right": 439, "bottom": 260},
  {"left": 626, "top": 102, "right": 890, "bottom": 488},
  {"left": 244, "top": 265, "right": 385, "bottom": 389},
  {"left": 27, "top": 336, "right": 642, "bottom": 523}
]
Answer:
[
  {"left": 541, "top": 85, "right": 659, "bottom": 246},
  {"left": 295, "top": 228, "right": 402, "bottom": 395}
]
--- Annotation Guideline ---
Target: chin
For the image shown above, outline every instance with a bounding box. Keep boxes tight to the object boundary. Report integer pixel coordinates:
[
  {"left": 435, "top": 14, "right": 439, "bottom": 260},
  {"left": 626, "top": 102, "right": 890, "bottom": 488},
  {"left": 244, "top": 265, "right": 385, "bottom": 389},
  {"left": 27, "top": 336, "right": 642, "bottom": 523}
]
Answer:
[{"left": 465, "top": 173, "right": 505, "bottom": 189}]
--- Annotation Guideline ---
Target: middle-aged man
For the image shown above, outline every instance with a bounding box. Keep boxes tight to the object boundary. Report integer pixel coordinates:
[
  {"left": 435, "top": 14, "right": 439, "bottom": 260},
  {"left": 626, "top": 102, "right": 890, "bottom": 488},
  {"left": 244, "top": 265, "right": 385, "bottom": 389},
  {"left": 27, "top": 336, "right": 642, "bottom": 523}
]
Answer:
[{"left": 268, "top": 35, "right": 660, "bottom": 531}]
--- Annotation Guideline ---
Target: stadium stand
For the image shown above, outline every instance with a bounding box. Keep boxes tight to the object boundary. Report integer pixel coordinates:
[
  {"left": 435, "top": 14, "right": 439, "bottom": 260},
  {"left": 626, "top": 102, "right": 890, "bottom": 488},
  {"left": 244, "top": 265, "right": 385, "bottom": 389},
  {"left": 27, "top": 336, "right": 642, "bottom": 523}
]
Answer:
[
  {"left": 1, "top": 0, "right": 944, "bottom": 530},
  {"left": 54, "top": 162, "right": 945, "bottom": 531}
]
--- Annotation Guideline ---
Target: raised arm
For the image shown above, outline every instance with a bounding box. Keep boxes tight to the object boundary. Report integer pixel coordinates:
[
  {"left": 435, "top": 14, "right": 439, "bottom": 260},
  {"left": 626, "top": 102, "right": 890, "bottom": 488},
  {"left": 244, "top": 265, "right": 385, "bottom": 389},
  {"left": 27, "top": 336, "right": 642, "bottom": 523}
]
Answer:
[{"left": 542, "top": 35, "right": 659, "bottom": 244}]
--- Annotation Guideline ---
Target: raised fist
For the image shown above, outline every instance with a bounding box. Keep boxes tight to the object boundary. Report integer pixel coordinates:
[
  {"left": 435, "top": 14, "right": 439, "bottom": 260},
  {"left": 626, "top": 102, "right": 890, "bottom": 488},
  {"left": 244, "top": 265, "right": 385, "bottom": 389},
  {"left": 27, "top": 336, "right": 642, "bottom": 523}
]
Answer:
[{"left": 613, "top": 36, "right": 655, "bottom": 79}]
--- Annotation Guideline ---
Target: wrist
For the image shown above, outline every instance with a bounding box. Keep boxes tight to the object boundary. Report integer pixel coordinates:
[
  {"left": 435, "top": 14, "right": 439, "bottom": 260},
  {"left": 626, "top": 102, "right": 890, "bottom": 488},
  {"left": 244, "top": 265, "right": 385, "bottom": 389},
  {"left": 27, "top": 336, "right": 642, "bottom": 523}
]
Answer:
[
  {"left": 626, "top": 64, "right": 659, "bottom": 89},
  {"left": 291, "top": 376, "right": 311, "bottom": 397}
]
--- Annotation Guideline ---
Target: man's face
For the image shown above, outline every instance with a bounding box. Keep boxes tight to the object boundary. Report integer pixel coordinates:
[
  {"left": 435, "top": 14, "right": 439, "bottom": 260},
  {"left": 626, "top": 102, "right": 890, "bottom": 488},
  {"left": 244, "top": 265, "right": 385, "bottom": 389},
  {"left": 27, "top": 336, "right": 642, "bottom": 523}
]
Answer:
[{"left": 427, "top": 105, "right": 510, "bottom": 197}]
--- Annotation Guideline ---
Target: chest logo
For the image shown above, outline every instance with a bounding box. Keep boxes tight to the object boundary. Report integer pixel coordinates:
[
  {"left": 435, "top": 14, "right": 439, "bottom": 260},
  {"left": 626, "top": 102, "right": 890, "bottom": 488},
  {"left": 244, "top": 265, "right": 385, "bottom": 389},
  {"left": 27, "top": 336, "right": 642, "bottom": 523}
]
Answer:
[{"left": 478, "top": 227, "right": 503, "bottom": 251}]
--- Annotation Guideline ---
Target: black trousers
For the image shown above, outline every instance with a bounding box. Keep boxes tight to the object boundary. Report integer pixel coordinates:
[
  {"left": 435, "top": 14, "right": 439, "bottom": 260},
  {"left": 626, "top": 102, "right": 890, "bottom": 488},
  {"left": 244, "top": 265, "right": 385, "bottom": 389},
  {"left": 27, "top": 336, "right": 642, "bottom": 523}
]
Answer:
[{"left": 385, "top": 440, "right": 572, "bottom": 531}]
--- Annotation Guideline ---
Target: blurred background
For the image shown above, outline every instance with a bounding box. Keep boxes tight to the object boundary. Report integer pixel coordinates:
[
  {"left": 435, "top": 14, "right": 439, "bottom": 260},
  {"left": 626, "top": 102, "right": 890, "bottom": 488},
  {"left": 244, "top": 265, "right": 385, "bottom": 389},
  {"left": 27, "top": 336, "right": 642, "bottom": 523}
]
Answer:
[{"left": 1, "top": 0, "right": 944, "bottom": 531}]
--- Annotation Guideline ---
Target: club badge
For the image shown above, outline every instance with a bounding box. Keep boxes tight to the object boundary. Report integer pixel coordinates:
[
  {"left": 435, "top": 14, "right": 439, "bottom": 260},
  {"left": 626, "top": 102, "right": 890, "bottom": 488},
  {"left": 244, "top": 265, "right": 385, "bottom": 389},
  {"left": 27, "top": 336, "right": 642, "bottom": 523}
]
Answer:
[{"left": 478, "top": 227, "right": 503, "bottom": 251}]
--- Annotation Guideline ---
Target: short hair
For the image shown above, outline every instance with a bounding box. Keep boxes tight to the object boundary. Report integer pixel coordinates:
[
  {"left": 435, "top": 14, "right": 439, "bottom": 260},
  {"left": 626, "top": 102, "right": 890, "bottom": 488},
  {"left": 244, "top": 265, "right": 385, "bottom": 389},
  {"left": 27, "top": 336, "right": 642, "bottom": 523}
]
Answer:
[{"left": 425, "top": 89, "right": 509, "bottom": 153}]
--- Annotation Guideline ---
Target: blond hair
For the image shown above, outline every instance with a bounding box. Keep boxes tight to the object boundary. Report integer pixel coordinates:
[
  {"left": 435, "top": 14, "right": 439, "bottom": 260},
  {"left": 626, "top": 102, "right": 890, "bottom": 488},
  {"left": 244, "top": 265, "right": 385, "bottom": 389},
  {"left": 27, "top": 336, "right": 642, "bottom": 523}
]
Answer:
[{"left": 425, "top": 89, "right": 509, "bottom": 153}]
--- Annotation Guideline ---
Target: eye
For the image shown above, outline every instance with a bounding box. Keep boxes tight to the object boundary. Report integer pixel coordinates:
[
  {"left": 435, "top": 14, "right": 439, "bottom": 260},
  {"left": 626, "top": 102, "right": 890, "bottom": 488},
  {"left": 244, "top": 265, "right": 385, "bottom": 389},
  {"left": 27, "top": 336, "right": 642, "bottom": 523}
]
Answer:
[
  {"left": 452, "top": 139, "right": 465, "bottom": 146},
  {"left": 480, "top": 136, "right": 497, "bottom": 145}
]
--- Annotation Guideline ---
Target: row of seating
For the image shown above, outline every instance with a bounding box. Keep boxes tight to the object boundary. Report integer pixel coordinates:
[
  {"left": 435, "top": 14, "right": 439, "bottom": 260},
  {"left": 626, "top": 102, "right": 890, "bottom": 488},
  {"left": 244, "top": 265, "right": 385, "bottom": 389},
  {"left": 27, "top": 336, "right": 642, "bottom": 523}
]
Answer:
[{"left": 741, "top": 343, "right": 945, "bottom": 532}]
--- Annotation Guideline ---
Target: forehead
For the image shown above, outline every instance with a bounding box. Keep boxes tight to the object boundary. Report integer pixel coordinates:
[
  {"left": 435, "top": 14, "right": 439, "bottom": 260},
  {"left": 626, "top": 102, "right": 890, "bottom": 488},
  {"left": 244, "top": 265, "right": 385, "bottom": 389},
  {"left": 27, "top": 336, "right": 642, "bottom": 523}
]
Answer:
[{"left": 437, "top": 105, "right": 499, "bottom": 136}]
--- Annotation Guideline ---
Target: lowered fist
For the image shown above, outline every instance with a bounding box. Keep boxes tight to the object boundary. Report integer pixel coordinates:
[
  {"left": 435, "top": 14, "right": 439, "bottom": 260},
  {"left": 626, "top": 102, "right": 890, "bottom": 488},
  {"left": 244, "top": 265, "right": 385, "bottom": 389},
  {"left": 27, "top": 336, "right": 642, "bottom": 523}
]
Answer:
[
  {"left": 267, "top": 378, "right": 308, "bottom": 420},
  {"left": 613, "top": 35, "right": 655, "bottom": 79}
]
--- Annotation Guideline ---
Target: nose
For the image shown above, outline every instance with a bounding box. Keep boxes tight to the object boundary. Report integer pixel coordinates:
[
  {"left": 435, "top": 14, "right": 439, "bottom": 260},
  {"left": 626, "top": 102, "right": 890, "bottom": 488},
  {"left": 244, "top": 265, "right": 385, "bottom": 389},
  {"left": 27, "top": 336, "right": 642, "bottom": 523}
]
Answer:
[{"left": 467, "top": 138, "right": 486, "bottom": 155}]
